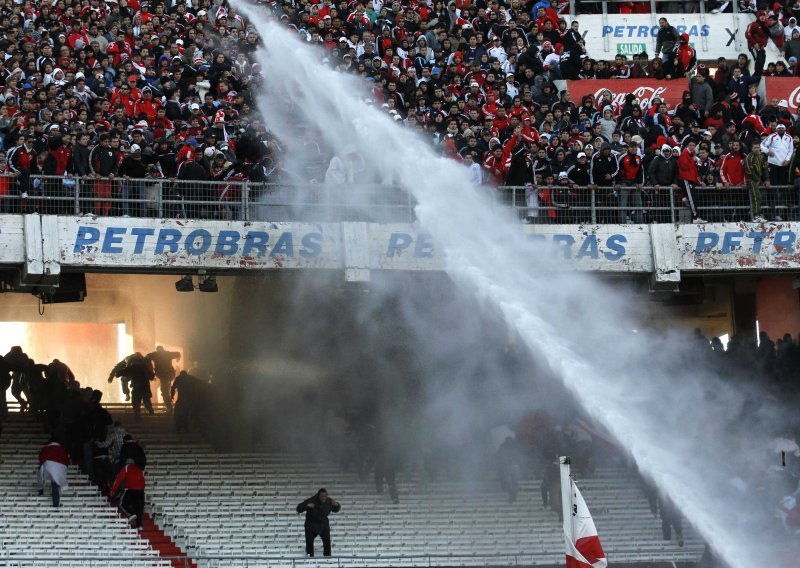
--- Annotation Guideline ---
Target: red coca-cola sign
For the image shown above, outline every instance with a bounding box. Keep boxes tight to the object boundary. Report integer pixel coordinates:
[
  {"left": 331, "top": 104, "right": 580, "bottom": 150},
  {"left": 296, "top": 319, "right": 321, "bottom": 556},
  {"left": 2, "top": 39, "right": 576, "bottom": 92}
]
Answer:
[
  {"left": 764, "top": 77, "right": 800, "bottom": 111},
  {"left": 565, "top": 79, "right": 686, "bottom": 109}
]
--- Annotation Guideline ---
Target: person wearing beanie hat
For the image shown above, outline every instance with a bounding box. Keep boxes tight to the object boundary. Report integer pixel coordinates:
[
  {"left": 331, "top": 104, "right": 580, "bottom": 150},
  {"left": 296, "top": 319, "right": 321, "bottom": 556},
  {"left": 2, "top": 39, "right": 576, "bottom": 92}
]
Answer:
[{"left": 119, "top": 138, "right": 148, "bottom": 216}]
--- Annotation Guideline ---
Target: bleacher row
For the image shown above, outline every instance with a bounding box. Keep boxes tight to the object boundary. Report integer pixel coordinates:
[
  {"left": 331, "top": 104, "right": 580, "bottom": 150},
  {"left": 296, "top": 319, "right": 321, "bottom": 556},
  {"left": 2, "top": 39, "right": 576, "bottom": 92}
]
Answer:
[
  {"left": 0, "top": 413, "right": 174, "bottom": 568},
  {"left": 1, "top": 408, "right": 704, "bottom": 567}
]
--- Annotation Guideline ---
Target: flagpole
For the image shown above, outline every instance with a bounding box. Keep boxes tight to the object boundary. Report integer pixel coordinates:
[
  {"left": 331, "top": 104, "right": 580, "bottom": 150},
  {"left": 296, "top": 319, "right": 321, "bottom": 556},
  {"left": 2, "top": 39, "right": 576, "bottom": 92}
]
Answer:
[{"left": 560, "top": 455, "right": 574, "bottom": 551}]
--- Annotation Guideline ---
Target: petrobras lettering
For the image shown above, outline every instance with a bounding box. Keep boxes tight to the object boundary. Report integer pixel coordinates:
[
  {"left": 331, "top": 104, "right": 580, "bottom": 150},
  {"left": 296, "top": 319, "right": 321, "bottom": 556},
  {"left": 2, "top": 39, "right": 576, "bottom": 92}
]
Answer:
[
  {"left": 678, "top": 224, "right": 800, "bottom": 270},
  {"left": 59, "top": 217, "right": 342, "bottom": 269},
  {"left": 384, "top": 230, "right": 630, "bottom": 262},
  {"left": 599, "top": 24, "right": 710, "bottom": 39},
  {"left": 72, "top": 225, "right": 325, "bottom": 258},
  {"left": 692, "top": 229, "right": 798, "bottom": 255},
  {"left": 576, "top": 14, "right": 766, "bottom": 60}
]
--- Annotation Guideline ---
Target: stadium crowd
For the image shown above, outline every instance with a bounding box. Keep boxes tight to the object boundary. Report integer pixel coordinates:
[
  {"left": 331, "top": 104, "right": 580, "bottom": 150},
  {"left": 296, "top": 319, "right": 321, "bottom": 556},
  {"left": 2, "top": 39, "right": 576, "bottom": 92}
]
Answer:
[{"left": 0, "top": 0, "right": 799, "bottom": 222}]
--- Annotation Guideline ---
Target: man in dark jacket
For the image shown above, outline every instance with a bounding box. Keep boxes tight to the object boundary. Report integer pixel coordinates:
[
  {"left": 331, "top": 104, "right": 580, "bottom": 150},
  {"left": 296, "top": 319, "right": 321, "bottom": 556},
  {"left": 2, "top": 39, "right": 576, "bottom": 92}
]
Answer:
[
  {"left": 146, "top": 346, "right": 180, "bottom": 413},
  {"left": 656, "top": 18, "right": 680, "bottom": 64},
  {"left": 296, "top": 488, "right": 341, "bottom": 557},
  {"left": 88, "top": 134, "right": 118, "bottom": 215},
  {"left": 119, "top": 144, "right": 148, "bottom": 216},
  {"left": 118, "top": 434, "right": 147, "bottom": 472},
  {"left": 590, "top": 145, "right": 619, "bottom": 223},
  {"left": 647, "top": 145, "right": 678, "bottom": 222},
  {"left": 176, "top": 150, "right": 208, "bottom": 218},
  {"left": 566, "top": 152, "right": 591, "bottom": 219}
]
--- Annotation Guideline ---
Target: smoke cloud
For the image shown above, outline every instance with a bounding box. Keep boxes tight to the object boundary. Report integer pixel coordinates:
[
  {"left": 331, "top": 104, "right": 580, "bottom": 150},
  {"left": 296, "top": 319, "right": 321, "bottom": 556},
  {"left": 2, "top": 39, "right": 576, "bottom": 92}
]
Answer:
[{"left": 221, "top": 6, "right": 793, "bottom": 565}]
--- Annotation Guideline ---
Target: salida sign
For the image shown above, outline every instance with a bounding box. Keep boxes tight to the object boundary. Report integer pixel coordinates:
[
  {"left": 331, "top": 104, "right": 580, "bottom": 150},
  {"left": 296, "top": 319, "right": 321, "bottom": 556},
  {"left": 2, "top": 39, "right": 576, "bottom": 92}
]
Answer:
[{"left": 565, "top": 79, "right": 685, "bottom": 109}]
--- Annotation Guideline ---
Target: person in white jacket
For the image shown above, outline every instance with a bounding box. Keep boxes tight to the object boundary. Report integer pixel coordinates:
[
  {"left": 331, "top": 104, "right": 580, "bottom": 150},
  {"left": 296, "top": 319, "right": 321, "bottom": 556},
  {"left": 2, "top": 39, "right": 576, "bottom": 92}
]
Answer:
[
  {"left": 325, "top": 145, "right": 360, "bottom": 185},
  {"left": 760, "top": 123, "right": 793, "bottom": 187},
  {"left": 760, "top": 123, "right": 793, "bottom": 220},
  {"left": 785, "top": 17, "right": 800, "bottom": 41}
]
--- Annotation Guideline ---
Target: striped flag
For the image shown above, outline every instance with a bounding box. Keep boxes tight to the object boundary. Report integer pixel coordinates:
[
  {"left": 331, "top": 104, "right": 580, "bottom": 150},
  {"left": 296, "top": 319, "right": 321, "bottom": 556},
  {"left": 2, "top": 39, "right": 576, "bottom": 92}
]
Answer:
[{"left": 565, "top": 479, "right": 607, "bottom": 568}]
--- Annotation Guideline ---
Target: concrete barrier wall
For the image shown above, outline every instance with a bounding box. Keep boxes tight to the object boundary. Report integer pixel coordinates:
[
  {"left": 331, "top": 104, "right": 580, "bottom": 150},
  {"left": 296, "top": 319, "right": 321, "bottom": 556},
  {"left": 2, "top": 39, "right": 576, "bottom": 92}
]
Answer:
[{"left": 3, "top": 215, "right": 800, "bottom": 284}]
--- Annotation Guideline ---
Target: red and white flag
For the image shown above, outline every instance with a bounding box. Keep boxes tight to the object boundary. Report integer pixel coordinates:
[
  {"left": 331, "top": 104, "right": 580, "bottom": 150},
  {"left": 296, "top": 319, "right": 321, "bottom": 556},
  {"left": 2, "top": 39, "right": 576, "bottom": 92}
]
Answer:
[{"left": 565, "top": 479, "right": 607, "bottom": 568}]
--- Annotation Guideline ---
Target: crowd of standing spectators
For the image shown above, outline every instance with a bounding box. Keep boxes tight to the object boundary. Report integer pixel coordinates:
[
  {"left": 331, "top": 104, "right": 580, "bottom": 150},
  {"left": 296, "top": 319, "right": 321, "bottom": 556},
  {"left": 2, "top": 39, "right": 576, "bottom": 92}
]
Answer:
[{"left": 0, "top": 0, "right": 799, "bottom": 222}]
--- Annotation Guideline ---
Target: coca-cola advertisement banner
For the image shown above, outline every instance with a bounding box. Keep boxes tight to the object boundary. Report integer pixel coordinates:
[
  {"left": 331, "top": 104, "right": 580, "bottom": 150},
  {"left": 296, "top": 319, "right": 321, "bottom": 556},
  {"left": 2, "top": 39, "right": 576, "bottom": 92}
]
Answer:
[
  {"left": 565, "top": 79, "right": 686, "bottom": 109},
  {"left": 764, "top": 77, "right": 800, "bottom": 111}
]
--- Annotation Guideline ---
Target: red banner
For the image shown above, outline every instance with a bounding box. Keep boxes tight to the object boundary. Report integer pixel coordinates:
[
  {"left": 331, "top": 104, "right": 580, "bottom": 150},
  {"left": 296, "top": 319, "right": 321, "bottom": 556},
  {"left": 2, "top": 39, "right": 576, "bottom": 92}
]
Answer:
[
  {"left": 764, "top": 77, "right": 800, "bottom": 111},
  {"left": 565, "top": 79, "right": 687, "bottom": 109}
]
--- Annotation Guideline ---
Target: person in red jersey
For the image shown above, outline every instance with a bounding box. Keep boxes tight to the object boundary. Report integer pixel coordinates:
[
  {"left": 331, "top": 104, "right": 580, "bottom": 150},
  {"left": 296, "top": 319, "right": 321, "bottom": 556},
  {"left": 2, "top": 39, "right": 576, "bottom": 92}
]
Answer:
[{"left": 111, "top": 458, "right": 146, "bottom": 528}]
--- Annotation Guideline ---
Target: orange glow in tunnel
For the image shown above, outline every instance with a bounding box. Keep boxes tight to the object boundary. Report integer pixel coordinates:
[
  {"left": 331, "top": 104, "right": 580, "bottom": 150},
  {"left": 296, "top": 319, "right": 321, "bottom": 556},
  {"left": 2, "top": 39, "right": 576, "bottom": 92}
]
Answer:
[{"left": 0, "top": 322, "right": 131, "bottom": 403}]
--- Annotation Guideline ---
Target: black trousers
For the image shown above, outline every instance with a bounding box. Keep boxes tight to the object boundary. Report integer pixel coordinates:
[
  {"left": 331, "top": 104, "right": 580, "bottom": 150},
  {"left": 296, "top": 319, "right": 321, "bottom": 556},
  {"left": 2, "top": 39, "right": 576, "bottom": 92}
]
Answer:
[
  {"left": 305, "top": 524, "right": 331, "bottom": 556},
  {"left": 121, "top": 489, "right": 145, "bottom": 527},
  {"left": 51, "top": 482, "right": 60, "bottom": 507},
  {"left": 131, "top": 387, "right": 153, "bottom": 419}
]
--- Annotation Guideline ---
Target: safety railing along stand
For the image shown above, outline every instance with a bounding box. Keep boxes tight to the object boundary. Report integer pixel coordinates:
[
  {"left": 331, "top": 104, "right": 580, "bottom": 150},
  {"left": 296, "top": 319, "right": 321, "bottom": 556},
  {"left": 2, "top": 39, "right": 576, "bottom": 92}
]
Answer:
[{"left": 0, "top": 176, "right": 795, "bottom": 225}]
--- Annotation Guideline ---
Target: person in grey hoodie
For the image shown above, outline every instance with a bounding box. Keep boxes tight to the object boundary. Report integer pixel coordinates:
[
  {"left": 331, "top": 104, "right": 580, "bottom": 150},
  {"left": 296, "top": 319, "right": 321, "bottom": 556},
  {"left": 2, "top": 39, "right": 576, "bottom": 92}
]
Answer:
[
  {"left": 596, "top": 106, "right": 618, "bottom": 143},
  {"left": 690, "top": 73, "right": 714, "bottom": 119},
  {"left": 785, "top": 28, "right": 800, "bottom": 61}
]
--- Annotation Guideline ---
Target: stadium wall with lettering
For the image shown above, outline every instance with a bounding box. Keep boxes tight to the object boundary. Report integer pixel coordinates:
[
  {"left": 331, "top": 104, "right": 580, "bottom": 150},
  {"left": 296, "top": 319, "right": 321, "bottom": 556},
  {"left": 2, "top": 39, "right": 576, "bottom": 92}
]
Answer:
[
  {"left": 575, "top": 14, "right": 782, "bottom": 62},
  {"left": 5, "top": 216, "right": 800, "bottom": 278},
  {"left": 677, "top": 224, "right": 800, "bottom": 271},
  {"left": 60, "top": 217, "right": 342, "bottom": 269}
]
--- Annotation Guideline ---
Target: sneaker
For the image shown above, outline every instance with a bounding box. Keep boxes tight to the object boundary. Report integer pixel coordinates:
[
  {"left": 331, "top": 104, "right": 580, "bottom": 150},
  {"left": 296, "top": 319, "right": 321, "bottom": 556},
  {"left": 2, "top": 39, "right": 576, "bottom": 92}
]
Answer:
[
  {"left": 692, "top": 218, "right": 708, "bottom": 224},
  {"left": 128, "top": 514, "right": 138, "bottom": 527}
]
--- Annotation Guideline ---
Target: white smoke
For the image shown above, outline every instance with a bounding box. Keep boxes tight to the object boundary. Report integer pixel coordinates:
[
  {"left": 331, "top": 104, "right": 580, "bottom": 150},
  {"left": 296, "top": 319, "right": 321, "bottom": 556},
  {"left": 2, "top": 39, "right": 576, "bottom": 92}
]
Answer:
[{"left": 229, "top": 6, "right": 789, "bottom": 565}]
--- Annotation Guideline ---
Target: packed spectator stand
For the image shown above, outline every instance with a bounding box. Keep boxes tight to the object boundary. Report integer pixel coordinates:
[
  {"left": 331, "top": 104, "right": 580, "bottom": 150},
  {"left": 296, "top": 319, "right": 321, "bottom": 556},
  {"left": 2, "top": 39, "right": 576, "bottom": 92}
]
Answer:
[{"left": 0, "top": 0, "right": 799, "bottom": 223}]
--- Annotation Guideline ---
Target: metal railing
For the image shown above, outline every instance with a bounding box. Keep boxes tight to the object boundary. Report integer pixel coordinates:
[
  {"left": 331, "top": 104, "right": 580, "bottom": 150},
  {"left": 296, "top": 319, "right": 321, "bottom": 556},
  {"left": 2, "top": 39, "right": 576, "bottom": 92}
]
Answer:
[
  {"left": 0, "top": 175, "right": 795, "bottom": 224},
  {"left": 0, "top": 553, "right": 703, "bottom": 567},
  {"left": 498, "top": 183, "right": 789, "bottom": 224},
  {"left": 0, "top": 175, "right": 417, "bottom": 223}
]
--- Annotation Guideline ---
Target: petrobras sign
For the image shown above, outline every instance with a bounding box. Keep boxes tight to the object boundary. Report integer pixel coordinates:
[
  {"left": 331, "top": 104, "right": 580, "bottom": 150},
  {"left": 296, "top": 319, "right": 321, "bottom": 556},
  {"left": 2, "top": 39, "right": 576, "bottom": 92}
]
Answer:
[
  {"left": 5, "top": 215, "right": 800, "bottom": 274},
  {"left": 678, "top": 223, "right": 800, "bottom": 270},
  {"left": 575, "top": 14, "right": 755, "bottom": 60},
  {"left": 370, "top": 224, "right": 654, "bottom": 272},
  {"left": 60, "top": 218, "right": 343, "bottom": 269}
]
